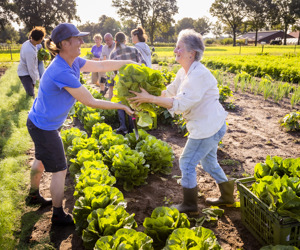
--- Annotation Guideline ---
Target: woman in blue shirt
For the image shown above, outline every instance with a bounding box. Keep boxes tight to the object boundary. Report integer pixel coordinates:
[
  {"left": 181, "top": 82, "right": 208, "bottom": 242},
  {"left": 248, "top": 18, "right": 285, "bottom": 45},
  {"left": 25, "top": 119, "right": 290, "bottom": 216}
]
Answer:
[{"left": 26, "top": 23, "right": 135, "bottom": 226}]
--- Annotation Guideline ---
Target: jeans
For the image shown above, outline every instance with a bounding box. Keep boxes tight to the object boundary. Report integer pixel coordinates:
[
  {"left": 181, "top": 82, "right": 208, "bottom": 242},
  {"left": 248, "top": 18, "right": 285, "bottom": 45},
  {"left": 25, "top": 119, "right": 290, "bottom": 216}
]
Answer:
[{"left": 179, "top": 122, "right": 228, "bottom": 188}]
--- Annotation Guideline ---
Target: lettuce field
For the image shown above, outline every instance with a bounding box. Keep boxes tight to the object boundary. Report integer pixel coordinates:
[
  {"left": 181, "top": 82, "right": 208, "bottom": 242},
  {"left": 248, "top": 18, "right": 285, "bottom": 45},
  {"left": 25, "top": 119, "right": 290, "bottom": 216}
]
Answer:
[{"left": 0, "top": 45, "right": 300, "bottom": 249}]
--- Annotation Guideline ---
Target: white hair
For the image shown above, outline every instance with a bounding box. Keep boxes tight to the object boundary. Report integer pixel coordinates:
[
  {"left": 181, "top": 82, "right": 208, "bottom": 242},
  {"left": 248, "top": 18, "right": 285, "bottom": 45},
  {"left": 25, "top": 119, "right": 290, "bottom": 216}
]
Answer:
[{"left": 177, "top": 29, "right": 205, "bottom": 61}]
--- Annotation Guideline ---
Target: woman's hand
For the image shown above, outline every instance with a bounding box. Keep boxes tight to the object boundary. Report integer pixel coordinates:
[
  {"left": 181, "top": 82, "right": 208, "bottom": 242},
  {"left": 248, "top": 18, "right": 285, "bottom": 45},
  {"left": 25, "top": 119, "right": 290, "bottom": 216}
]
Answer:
[
  {"left": 129, "top": 88, "right": 155, "bottom": 106},
  {"left": 122, "top": 105, "right": 135, "bottom": 116}
]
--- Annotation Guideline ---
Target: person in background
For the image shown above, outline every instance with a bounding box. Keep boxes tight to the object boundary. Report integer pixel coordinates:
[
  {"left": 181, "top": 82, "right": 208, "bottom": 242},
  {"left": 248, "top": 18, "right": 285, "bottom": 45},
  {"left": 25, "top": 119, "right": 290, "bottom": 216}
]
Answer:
[
  {"left": 90, "top": 34, "right": 106, "bottom": 95},
  {"left": 110, "top": 31, "right": 146, "bottom": 135},
  {"left": 26, "top": 23, "right": 135, "bottom": 226},
  {"left": 100, "top": 33, "right": 115, "bottom": 100},
  {"left": 18, "top": 26, "right": 46, "bottom": 98},
  {"left": 129, "top": 29, "right": 234, "bottom": 215},
  {"left": 131, "top": 26, "right": 152, "bottom": 68}
]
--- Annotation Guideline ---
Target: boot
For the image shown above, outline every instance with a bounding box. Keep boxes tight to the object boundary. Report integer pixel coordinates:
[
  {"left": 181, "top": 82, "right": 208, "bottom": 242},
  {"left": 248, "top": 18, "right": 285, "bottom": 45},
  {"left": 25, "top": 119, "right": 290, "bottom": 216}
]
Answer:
[
  {"left": 205, "top": 180, "right": 235, "bottom": 206},
  {"left": 172, "top": 187, "right": 199, "bottom": 215},
  {"left": 51, "top": 206, "right": 74, "bottom": 226},
  {"left": 26, "top": 188, "right": 52, "bottom": 207}
]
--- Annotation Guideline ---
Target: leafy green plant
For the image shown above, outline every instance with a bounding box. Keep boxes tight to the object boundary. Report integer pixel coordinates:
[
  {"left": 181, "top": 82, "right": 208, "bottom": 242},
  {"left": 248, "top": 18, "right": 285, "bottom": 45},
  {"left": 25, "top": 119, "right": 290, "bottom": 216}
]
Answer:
[
  {"left": 73, "top": 185, "right": 125, "bottom": 234},
  {"left": 66, "top": 137, "right": 99, "bottom": 160},
  {"left": 91, "top": 123, "right": 113, "bottom": 140},
  {"left": 98, "top": 131, "right": 128, "bottom": 152},
  {"left": 69, "top": 149, "right": 102, "bottom": 177},
  {"left": 94, "top": 228, "right": 154, "bottom": 250},
  {"left": 218, "top": 84, "right": 233, "bottom": 103},
  {"left": 61, "top": 127, "right": 87, "bottom": 151},
  {"left": 135, "top": 135, "right": 174, "bottom": 174},
  {"left": 252, "top": 156, "right": 300, "bottom": 221},
  {"left": 74, "top": 166, "right": 116, "bottom": 199},
  {"left": 291, "top": 87, "right": 300, "bottom": 108},
  {"left": 112, "top": 64, "right": 166, "bottom": 128},
  {"left": 280, "top": 111, "right": 300, "bottom": 132},
  {"left": 163, "top": 226, "right": 221, "bottom": 250},
  {"left": 37, "top": 48, "right": 50, "bottom": 61},
  {"left": 107, "top": 144, "right": 150, "bottom": 191},
  {"left": 143, "top": 206, "right": 190, "bottom": 247},
  {"left": 82, "top": 204, "right": 137, "bottom": 249},
  {"left": 125, "top": 129, "right": 150, "bottom": 149},
  {"left": 84, "top": 112, "right": 105, "bottom": 133}
]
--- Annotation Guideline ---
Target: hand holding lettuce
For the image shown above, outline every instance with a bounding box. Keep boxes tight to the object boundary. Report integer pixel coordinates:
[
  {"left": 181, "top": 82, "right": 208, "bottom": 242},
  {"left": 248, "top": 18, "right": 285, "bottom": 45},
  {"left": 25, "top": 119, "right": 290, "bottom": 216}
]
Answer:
[{"left": 112, "top": 64, "right": 166, "bottom": 128}]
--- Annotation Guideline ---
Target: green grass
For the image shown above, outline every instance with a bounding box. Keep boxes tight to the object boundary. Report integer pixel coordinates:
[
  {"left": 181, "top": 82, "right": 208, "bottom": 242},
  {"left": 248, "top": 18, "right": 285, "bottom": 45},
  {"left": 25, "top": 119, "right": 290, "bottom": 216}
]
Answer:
[{"left": 0, "top": 64, "right": 34, "bottom": 249}]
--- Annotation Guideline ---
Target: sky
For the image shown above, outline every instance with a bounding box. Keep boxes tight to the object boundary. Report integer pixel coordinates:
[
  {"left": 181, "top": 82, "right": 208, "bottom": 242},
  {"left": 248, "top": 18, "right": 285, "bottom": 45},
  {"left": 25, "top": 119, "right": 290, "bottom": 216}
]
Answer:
[
  {"left": 12, "top": 0, "right": 217, "bottom": 30},
  {"left": 75, "top": 0, "right": 216, "bottom": 25}
]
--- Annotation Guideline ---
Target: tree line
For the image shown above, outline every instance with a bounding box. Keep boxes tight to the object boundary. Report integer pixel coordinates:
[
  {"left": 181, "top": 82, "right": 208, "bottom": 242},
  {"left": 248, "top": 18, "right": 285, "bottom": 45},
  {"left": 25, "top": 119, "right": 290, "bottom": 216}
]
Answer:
[{"left": 0, "top": 0, "right": 299, "bottom": 46}]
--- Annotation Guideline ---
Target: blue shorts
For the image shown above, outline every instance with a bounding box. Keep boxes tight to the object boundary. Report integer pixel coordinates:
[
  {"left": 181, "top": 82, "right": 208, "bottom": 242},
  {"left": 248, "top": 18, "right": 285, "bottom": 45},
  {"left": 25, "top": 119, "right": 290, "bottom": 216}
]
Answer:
[{"left": 26, "top": 118, "right": 67, "bottom": 173}]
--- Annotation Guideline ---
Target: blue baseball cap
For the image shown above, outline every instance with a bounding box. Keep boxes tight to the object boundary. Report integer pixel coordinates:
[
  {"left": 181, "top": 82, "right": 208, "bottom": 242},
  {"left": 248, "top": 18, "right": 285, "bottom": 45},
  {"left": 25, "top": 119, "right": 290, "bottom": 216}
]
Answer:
[{"left": 50, "top": 23, "right": 89, "bottom": 44}]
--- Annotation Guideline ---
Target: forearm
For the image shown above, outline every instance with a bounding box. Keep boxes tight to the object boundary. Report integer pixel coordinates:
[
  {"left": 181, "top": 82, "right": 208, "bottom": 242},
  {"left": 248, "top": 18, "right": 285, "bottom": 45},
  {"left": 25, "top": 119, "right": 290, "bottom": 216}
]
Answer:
[
  {"left": 81, "top": 60, "right": 133, "bottom": 73},
  {"left": 149, "top": 96, "right": 174, "bottom": 109},
  {"left": 87, "top": 99, "right": 128, "bottom": 111}
]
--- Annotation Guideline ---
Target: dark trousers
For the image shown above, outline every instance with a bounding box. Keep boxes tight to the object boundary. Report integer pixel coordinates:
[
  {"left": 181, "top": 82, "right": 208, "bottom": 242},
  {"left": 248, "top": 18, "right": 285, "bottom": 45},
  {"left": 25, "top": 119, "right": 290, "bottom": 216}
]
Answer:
[
  {"left": 19, "top": 75, "right": 35, "bottom": 97},
  {"left": 118, "top": 109, "right": 134, "bottom": 133}
]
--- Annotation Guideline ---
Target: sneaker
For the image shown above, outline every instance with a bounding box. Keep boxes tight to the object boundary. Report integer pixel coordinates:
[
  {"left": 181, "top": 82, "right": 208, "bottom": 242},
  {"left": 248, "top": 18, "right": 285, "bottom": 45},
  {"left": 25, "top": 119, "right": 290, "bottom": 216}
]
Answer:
[
  {"left": 51, "top": 213, "right": 74, "bottom": 226},
  {"left": 26, "top": 195, "right": 52, "bottom": 207}
]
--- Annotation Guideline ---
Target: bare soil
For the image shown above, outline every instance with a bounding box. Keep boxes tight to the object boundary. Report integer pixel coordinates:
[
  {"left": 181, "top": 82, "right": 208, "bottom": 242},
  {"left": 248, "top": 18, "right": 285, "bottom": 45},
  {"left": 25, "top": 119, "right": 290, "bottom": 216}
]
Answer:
[{"left": 24, "top": 75, "right": 300, "bottom": 250}]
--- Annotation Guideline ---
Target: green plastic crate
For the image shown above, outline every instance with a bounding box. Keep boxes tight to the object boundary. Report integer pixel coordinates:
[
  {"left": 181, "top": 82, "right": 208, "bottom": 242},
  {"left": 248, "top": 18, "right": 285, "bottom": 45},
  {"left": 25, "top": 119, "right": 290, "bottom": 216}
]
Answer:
[{"left": 237, "top": 177, "right": 300, "bottom": 247}]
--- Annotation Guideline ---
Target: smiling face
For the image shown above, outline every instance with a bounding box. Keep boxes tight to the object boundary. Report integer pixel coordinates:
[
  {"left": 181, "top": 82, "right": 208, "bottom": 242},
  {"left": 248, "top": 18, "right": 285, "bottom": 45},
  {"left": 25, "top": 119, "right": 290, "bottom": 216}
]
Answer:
[
  {"left": 94, "top": 37, "right": 102, "bottom": 47},
  {"left": 104, "top": 35, "right": 114, "bottom": 47},
  {"left": 64, "top": 36, "right": 84, "bottom": 57},
  {"left": 174, "top": 40, "right": 194, "bottom": 65}
]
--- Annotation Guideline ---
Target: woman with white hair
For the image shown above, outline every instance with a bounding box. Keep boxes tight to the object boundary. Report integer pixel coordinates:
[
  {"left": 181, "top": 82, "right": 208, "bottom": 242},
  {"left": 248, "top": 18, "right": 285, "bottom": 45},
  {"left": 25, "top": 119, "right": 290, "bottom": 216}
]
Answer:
[{"left": 129, "top": 29, "right": 234, "bottom": 215}]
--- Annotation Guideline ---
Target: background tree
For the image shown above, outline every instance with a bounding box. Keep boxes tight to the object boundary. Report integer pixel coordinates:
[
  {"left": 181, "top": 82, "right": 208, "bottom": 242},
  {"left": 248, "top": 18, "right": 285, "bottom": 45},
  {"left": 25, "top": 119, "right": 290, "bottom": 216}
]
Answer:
[
  {"left": 193, "top": 17, "right": 211, "bottom": 36},
  {"left": 97, "top": 15, "right": 121, "bottom": 38},
  {"left": 155, "top": 23, "right": 176, "bottom": 43},
  {"left": 243, "top": 0, "right": 274, "bottom": 46},
  {"left": 122, "top": 20, "right": 138, "bottom": 38},
  {"left": 291, "top": 19, "right": 300, "bottom": 45},
  {"left": 77, "top": 22, "right": 98, "bottom": 43},
  {"left": 0, "top": 24, "right": 20, "bottom": 43},
  {"left": 13, "top": 0, "right": 79, "bottom": 34},
  {"left": 212, "top": 21, "right": 223, "bottom": 39},
  {"left": 210, "top": 0, "right": 247, "bottom": 46},
  {"left": 175, "top": 17, "right": 194, "bottom": 34},
  {"left": 0, "top": 0, "right": 16, "bottom": 31},
  {"left": 112, "top": 0, "right": 178, "bottom": 45},
  {"left": 271, "top": 0, "right": 300, "bottom": 45}
]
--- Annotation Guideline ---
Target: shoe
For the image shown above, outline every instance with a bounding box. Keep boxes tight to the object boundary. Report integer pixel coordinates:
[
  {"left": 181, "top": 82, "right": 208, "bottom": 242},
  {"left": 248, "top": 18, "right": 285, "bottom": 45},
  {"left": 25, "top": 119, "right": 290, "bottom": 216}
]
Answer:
[
  {"left": 26, "top": 194, "right": 52, "bottom": 207},
  {"left": 205, "top": 180, "right": 235, "bottom": 206},
  {"left": 116, "top": 127, "right": 128, "bottom": 135},
  {"left": 172, "top": 187, "right": 199, "bottom": 216},
  {"left": 51, "top": 213, "right": 74, "bottom": 226}
]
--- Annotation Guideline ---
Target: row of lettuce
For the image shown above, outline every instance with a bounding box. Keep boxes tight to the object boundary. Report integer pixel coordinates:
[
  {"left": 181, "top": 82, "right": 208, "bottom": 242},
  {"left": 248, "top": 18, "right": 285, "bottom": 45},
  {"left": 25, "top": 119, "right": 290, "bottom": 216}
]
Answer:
[
  {"left": 202, "top": 53, "right": 300, "bottom": 84},
  {"left": 61, "top": 91, "right": 222, "bottom": 249}
]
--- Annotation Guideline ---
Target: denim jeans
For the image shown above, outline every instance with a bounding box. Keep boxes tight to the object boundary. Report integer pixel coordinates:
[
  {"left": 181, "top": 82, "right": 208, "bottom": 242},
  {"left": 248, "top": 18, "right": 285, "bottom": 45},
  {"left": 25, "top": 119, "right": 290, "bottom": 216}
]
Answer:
[{"left": 179, "top": 122, "right": 228, "bottom": 188}]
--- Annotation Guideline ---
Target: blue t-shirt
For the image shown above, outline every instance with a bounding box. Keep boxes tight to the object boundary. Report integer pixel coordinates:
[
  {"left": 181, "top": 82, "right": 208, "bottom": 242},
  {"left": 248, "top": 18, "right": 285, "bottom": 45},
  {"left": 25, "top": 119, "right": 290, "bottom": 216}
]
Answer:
[
  {"left": 28, "top": 55, "right": 86, "bottom": 130},
  {"left": 91, "top": 45, "right": 103, "bottom": 58}
]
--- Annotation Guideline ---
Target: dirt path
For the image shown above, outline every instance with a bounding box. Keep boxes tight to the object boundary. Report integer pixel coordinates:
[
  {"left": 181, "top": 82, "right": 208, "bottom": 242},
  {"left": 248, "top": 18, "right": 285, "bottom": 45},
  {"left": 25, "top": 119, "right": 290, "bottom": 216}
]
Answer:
[{"left": 27, "top": 82, "right": 300, "bottom": 250}]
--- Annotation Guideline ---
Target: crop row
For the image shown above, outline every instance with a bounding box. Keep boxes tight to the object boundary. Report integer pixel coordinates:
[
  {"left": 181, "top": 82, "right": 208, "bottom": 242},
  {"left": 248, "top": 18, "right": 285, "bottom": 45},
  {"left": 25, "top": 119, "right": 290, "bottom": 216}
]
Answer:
[{"left": 202, "top": 54, "right": 300, "bottom": 83}]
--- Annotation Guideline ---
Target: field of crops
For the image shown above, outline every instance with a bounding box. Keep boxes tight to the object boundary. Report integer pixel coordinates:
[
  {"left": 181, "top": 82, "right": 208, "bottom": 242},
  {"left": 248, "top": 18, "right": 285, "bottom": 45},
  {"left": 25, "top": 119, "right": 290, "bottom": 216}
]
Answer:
[{"left": 0, "top": 44, "right": 300, "bottom": 249}]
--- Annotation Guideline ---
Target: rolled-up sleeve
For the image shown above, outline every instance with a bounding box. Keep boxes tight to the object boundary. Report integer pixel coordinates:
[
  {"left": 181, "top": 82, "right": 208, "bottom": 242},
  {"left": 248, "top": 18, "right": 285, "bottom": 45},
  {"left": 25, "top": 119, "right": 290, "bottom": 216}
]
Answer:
[{"left": 168, "top": 72, "right": 210, "bottom": 116}]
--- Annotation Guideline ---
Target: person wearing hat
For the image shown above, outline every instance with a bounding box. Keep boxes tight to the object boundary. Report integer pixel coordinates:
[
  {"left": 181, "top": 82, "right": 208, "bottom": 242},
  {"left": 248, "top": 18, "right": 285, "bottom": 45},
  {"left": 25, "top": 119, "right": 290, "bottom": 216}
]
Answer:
[{"left": 26, "top": 23, "right": 135, "bottom": 226}]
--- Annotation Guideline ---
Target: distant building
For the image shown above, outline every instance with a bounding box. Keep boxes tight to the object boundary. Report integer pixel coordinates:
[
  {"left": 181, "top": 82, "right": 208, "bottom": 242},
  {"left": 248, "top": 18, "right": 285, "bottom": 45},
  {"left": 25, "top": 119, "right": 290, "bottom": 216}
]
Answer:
[
  {"left": 288, "top": 31, "right": 300, "bottom": 45},
  {"left": 237, "top": 30, "right": 294, "bottom": 44}
]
